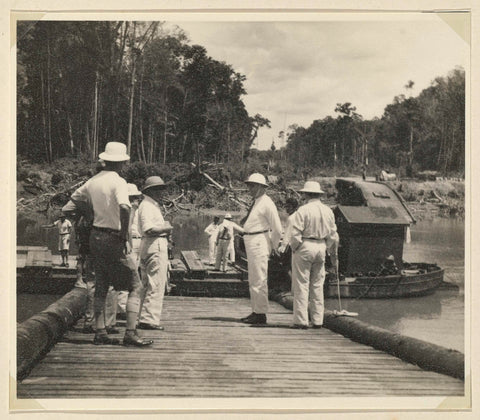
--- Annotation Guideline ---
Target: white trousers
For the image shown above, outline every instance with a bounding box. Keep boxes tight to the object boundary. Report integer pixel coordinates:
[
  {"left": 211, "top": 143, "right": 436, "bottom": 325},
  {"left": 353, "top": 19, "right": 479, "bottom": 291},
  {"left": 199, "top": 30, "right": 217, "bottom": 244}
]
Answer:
[
  {"left": 228, "top": 239, "right": 235, "bottom": 263},
  {"left": 291, "top": 240, "right": 326, "bottom": 326},
  {"left": 139, "top": 238, "right": 168, "bottom": 326},
  {"left": 244, "top": 233, "right": 271, "bottom": 314},
  {"left": 215, "top": 239, "right": 230, "bottom": 271},
  {"left": 208, "top": 236, "right": 217, "bottom": 264}
]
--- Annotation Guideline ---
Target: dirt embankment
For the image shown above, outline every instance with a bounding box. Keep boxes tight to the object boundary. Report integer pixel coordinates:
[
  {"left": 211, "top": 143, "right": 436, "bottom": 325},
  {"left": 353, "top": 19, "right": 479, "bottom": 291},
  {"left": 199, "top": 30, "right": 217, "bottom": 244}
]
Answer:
[{"left": 16, "top": 159, "right": 465, "bottom": 227}]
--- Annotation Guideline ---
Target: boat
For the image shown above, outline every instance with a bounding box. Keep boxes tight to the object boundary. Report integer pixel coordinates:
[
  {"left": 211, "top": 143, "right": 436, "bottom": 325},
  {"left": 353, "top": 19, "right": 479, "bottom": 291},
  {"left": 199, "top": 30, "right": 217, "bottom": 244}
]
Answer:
[{"left": 234, "top": 178, "right": 446, "bottom": 299}]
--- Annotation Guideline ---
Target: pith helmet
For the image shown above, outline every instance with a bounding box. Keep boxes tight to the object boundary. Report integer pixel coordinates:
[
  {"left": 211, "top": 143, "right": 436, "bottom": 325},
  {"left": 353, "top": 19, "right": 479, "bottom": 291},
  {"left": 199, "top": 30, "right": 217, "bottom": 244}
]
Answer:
[
  {"left": 386, "top": 255, "right": 395, "bottom": 262},
  {"left": 299, "top": 181, "right": 324, "bottom": 194},
  {"left": 225, "top": 213, "right": 232, "bottom": 219},
  {"left": 127, "top": 183, "right": 142, "bottom": 196},
  {"left": 99, "top": 142, "right": 130, "bottom": 162},
  {"left": 245, "top": 173, "right": 267, "bottom": 186},
  {"left": 142, "top": 176, "right": 166, "bottom": 192}
]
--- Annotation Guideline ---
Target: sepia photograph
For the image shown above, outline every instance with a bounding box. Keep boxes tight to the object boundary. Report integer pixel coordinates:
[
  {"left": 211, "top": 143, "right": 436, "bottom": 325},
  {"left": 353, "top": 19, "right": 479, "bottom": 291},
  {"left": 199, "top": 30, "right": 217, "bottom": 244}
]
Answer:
[{"left": 12, "top": 9, "right": 471, "bottom": 414}]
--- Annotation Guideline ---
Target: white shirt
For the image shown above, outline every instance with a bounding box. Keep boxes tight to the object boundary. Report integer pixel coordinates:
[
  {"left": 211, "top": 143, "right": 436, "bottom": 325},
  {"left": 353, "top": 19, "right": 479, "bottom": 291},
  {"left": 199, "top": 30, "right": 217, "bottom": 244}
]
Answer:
[
  {"left": 71, "top": 171, "right": 130, "bottom": 230},
  {"left": 243, "top": 194, "right": 282, "bottom": 248},
  {"left": 137, "top": 195, "right": 166, "bottom": 236},
  {"left": 204, "top": 222, "right": 220, "bottom": 239},
  {"left": 289, "top": 198, "right": 339, "bottom": 252},
  {"left": 279, "top": 214, "right": 295, "bottom": 251},
  {"left": 55, "top": 219, "right": 72, "bottom": 235},
  {"left": 130, "top": 207, "right": 140, "bottom": 238}
]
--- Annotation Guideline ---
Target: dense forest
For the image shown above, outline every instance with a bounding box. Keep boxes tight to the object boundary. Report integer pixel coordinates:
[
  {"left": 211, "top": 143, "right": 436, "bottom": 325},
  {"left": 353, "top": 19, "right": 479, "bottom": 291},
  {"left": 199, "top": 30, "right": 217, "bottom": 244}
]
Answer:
[{"left": 17, "top": 21, "right": 465, "bottom": 178}]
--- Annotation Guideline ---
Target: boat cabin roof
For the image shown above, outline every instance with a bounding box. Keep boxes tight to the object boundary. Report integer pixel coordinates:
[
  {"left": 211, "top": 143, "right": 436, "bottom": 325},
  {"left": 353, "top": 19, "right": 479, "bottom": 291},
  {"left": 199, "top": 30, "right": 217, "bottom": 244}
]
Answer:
[{"left": 335, "top": 178, "right": 414, "bottom": 225}]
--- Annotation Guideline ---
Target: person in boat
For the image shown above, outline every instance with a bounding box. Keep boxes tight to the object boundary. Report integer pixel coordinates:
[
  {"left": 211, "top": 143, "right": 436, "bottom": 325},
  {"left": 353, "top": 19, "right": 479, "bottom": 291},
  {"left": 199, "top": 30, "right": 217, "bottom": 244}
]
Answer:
[
  {"left": 136, "top": 176, "right": 173, "bottom": 331},
  {"left": 41, "top": 215, "right": 72, "bottom": 267},
  {"left": 116, "top": 183, "right": 144, "bottom": 318},
  {"left": 288, "top": 181, "right": 339, "bottom": 329},
  {"left": 70, "top": 142, "right": 153, "bottom": 347},
  {"left": 379, "top": 255, "right": 399, "bottom": 276},
  {"left": 241, "top": 173, "right": 282, "bottom": 325},
  {"left": 278, "top": 197, "right": 299, "bottom": 255},
  {"left": 204, "top": 216, "right": 221, "bottom": 265},
  {"left": 214, "top": 213, "right": 244, "bottom": 272}
]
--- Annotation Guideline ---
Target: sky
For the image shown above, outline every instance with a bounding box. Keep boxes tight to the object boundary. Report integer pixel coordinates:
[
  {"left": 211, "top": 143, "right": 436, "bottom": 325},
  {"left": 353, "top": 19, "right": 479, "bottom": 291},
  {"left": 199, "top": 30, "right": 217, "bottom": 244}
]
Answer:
[{"left": 167, "top": 14, "right": 468, "bottom": 150}]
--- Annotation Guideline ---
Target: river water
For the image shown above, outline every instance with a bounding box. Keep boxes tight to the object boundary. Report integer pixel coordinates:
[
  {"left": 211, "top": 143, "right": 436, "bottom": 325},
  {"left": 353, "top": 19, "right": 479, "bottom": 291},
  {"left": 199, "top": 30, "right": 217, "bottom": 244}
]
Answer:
[{"left": 17, "top": 213, "right": 465, "bottom": 353}]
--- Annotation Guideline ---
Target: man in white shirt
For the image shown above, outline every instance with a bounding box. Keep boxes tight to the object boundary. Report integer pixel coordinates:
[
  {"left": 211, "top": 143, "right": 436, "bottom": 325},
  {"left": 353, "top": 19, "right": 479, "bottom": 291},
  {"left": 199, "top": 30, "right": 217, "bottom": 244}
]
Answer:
[
  {"left": 241, "top": 173, "right": 282, "bottom": 325},
  {"left": 70, "top": 142, "right": 153, "bottom": 347},
  {"left": 288, "top": 181, "right": 339, "bottom": 329},
  {"left": 116, "top": 183, "right": 143, "bottom": 316},
  {"left": 137, "top": 176, "right": 173, "bottom": 331},
  {"left": 214, "top": 213, "right": 244, "bottom": 272},
  {"left": 42, "top": 215, "right": 72, "bottom": 267},
  {"left": 204, "top": 216, "right": 220, "bottom": 265}
]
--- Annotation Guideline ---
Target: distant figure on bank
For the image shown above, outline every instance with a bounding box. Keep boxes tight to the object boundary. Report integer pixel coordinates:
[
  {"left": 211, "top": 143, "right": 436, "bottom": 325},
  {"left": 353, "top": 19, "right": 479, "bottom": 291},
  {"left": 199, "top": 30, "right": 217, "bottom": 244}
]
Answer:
[
  {"left": 241, "top": 173, "right": 282, "bottom": 325},
  {"left": 137, "top": 176, "right": 173, "bottom": 331},
  {"left": 362, "top": 165, "right": 367, "bottom": 181},
  {"left": 288, "top": 181, "right": 339, "bottom": 329},
  {"left": 215, "top": 213, "right": 244, "bottom": 272},
  {"left": 70, "top": 141, "right": 153, "bottom": 347},
  {"left": 379, "top": 255, "right": 398, "bottom": 276},
  {"left": 204, "top": 216, "right": 221, "bottom": 265},
  {"left": 42, "top": 215, "right": 72, "bottom": 267}
]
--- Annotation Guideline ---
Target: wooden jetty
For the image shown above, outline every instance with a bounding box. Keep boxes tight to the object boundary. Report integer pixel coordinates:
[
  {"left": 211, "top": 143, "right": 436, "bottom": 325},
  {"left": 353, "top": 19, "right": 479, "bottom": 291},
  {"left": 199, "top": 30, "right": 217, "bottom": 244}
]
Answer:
[{"left": 17, "top": 296, "right": 464, "bottom": 398}]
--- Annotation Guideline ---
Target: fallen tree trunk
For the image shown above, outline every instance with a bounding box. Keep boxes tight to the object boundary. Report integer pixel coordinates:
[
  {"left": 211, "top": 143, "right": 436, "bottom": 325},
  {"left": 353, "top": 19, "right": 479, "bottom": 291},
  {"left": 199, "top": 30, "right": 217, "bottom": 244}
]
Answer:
[{"left": 270, "top": 289, "right": 464, "bottom": 380}]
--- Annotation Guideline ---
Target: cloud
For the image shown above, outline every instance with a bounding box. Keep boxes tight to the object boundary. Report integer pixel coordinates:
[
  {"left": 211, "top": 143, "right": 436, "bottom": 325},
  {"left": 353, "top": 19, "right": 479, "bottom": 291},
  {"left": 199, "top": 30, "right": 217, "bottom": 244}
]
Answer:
[{"left": 172, "top": 17, "right": 468, "bottom": 149}]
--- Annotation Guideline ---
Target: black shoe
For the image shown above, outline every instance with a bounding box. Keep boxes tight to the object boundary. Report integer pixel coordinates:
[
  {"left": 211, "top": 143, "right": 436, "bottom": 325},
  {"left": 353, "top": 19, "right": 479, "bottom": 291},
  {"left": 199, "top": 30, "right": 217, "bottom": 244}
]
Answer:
[
  {"left": 137, "top": 322, "right": 164, "bottom": 331},
  {"left": 123, "top": 333, "right": 154, "bottom": 347},
  {"left": 241, "top": 312, "right": 267, "bottom": 325},
  {"left": 106, "top": 326, "right": 120, "bottom": 334},
  {"left": 312, "top": 324, "right": 323, "bottom": 329},
  {"left": 82, "top": 325, "right": 96, "bottom": 334},
  {"left": 292, "top": 324, "right": 309, "bottom": 329},
  {"left": 93, "top": 335, "right": 120, "bottom": 345}
]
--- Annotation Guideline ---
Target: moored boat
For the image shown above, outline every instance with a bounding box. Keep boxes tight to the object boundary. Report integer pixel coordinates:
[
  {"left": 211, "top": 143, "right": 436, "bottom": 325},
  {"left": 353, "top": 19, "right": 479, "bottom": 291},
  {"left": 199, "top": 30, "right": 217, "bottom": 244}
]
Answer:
[{"left": 234, "top": 177, "right": 447, "bottom": 299}]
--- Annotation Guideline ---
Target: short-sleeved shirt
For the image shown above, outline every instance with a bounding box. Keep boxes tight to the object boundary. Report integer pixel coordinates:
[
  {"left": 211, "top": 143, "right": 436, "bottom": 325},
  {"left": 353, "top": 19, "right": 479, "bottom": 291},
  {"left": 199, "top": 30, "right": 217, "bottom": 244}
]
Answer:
[
  {"left": 243, "top": 194, "right": 282, "bottom": 248},
  {"left": 71, "top": 171, "right": 131, "bottom": 231},
  {"left": 137, "top": 195, "right": 165, "bottom": 236},
  {"left": 289, "top": 198, "right": 339, "bottom": 252},
  {"left": 55, "top": 219, "right": 72, "bottom": 235}
]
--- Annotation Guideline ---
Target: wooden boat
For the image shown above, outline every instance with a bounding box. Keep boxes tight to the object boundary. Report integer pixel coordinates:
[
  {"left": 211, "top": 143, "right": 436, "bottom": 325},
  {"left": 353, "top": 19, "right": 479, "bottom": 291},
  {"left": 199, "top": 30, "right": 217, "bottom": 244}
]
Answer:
[{"left": 234, "top": 236, "right": 445, "bottom": 299}]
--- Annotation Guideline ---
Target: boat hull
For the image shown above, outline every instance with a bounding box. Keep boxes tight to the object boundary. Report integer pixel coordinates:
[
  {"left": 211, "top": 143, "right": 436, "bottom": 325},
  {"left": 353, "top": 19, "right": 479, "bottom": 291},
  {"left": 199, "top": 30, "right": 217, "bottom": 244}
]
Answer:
[{"left": 234, "top": 236, "right": 444, "bottom": 299}]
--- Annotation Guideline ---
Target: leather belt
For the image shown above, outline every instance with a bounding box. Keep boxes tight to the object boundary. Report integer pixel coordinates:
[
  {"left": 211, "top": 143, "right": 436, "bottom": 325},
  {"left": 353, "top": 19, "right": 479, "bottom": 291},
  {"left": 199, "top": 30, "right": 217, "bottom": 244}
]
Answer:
[
  {"left": 92, "top": 226, "right": 121, "bottom": 235},
  {"left": 302, "top": 237, "right": 325, "bottom": 242},
  {"left": 243, "top": 229, "right": 269, "bottom": 236}
]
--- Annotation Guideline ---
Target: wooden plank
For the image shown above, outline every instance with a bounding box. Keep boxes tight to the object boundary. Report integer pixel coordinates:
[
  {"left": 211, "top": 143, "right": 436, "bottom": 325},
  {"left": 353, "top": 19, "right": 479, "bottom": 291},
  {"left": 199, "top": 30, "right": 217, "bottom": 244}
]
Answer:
[
  {"left": 180, "top": 250, "right": 206, "bottom": 279},
  {"left": 17, "top": 296, "right": 464, "bottom": 399}
]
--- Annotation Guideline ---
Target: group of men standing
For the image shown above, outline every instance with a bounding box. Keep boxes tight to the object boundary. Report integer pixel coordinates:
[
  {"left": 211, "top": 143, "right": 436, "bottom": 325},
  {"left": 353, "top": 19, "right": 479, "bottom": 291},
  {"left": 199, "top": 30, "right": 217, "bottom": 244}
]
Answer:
[
  {"left": 208, "top": 173, "right": 339, "bottom": 329},
  {"left": 64, "top": 142, "right": 171, "bottom": 347},
  {"left": 58, "top": 141, "right": 338, "bottom": 347}
]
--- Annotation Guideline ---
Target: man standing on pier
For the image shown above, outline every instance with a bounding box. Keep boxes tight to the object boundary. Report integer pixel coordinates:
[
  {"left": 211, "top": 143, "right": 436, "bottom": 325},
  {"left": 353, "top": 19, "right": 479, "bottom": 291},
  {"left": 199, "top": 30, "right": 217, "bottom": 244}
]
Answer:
[
  {"left": 241, "top": 173, "right": 282, "bottom": 325},
  {"left": 288, "top": 181, "right": 339, "bottom": 329},
  {"left": 70, "top": 142, "right": 153, "bottom": 347},
  {"left": 137, "top": 176, "right": 173, "bottom": 331}
]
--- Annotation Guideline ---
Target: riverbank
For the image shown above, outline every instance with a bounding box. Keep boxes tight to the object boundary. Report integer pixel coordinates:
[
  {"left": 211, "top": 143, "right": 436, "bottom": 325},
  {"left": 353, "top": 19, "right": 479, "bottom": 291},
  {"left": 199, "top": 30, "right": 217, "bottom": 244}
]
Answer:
[{"left": 16, "top": 158, "right": 465, "bottom": 226}]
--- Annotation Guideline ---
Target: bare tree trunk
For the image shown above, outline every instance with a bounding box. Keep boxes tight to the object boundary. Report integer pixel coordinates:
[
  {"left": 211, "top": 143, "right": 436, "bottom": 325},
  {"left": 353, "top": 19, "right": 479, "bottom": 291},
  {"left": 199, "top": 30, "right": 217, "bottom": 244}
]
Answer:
[
  {"left": 138, "top": 58, "right": 146, "bottom": 162},
  {"left": 40, "top": 70, "right": 49, "bottom": 162},
  {"left": 92, "top": 73, "right": 99, "bottom": 161},
  {"left": 127, "top": 59, "right": 136, "bottom": 155},
  {"left": 46, "top": 35, "right": 53, "bottom": 163}
]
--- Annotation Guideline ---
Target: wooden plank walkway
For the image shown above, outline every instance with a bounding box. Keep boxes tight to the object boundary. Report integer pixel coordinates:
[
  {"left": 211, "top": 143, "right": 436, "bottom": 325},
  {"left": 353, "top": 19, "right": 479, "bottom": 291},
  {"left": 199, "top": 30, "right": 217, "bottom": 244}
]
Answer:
[{"left": 17, "top": 297, "right": 464, "bottom": 398}]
